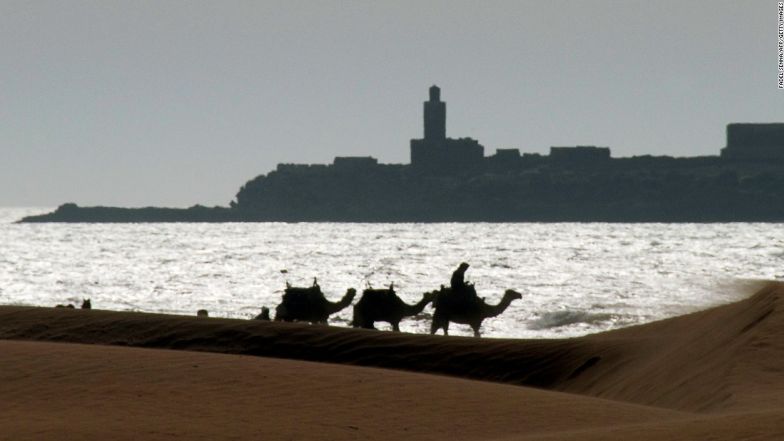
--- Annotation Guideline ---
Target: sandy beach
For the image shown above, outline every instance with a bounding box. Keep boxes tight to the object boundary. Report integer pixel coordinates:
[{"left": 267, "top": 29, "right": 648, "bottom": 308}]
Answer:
[{"left": 2, "top": 281, "right": 784, "bottom": 440}]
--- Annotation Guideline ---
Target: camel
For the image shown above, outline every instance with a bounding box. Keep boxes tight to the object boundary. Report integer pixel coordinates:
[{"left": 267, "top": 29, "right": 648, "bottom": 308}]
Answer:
[
  {"left": 430, "top": 288, "right": 522, "bottom": 337},
  {"left": 352, "top": 286, "right": 436, "bottom": 331},
  {"left": 274, "top": 284, "right": 356, "bottom": 324}
]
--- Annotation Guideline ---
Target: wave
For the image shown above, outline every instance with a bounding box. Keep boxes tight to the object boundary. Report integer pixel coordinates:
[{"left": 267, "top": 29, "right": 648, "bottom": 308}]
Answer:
[{"left": 528, "top": 310, "right": 617, "bottom": 330}]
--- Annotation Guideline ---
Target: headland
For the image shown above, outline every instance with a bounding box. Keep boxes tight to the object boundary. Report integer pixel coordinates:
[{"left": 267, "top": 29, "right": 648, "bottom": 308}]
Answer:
[{"left": 21, "top": 86, "right": 784, "bottom": 222}]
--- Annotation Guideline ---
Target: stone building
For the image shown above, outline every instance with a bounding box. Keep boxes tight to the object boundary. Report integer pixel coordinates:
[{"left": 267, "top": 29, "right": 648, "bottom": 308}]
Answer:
[
  {"left": 410, "top": 86, "right": 485, "bottom": 174},
  {"left": 721, "top": 123, "right": 784, "bottom": 160}
]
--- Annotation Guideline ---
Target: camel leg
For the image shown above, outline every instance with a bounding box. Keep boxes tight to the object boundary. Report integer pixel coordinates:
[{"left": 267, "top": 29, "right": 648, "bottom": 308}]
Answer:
[
  {"left": 432, "top": 311, "right": 450, "bottom": 336},
  {"left": 430, "top": 314, "right": 441, "bottom": 335},
  {"left": 392, "top": 322, "right": 400, "bottom": 332},
  {"left": 472, "top": 322, "right": 482, "bottom": 337}
]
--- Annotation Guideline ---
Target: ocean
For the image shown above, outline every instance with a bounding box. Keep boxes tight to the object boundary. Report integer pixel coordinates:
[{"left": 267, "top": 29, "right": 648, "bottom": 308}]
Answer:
[{"left": 1, "top": 207, "right": 781, "bottom": 338}]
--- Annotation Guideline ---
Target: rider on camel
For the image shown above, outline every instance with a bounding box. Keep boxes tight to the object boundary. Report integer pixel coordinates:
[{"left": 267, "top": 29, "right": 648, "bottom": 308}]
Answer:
[
  {"left": 451, "top": 262, "right": 470, "bottom": 291},
  {"left": 449, "top": 262, "right": 479, "bottom": 306}
]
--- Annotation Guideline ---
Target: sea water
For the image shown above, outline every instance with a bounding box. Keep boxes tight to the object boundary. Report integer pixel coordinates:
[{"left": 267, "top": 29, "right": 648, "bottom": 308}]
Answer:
[{"left": 0, "top": 207, "right": 781, "bottom": 338}]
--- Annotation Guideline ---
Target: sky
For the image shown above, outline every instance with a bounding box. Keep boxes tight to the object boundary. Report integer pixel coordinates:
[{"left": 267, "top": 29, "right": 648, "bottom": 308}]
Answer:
[{"left": 1, "top": 1, "right": 780, "bottom": 207}]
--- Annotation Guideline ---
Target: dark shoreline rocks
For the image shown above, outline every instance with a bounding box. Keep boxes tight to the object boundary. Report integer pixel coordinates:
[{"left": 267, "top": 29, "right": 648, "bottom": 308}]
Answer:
[{"left": 19, "top": 156, "right": 784, "bottom": 223}]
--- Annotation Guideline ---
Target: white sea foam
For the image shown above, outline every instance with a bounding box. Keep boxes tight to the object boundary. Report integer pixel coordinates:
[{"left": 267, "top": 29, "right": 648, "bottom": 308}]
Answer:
[
  {"left": 527, "top": 310, "right": 620, "bottom": 331},
  {"left": 0, "top": 207, "right": 781, "bottom": 338}
]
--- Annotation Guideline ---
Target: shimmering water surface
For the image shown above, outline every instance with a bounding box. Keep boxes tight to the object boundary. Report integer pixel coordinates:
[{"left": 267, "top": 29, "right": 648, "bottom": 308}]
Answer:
[{"left": 1, "top": 207, "right": 781, "bottom": 338}]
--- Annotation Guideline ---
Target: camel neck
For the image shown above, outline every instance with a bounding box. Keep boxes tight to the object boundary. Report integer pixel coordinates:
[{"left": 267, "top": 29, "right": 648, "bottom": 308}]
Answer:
[
  {"left": 484, "top": 294, "right": 515, "bottom": 318},
  {"left": 406, "top": 295, "right": 432, "bottom": 315},
  {"left": 327, "top": 291, "right": 353, "bottom": 314}
]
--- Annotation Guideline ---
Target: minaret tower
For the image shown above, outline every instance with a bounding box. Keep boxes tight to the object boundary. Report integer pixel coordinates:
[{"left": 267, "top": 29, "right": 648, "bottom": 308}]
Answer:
[{"left": 424, "top": 85, "right": 446, "bottom": 141}]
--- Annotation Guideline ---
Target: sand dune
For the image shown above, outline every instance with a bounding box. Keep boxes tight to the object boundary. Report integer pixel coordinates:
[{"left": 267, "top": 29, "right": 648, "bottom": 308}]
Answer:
[
  {"left": 0, "top": 340, "right": 685, "bottom": 441},
  {"left": 1, "top": 281, "right": 784, "bottom": 440}
]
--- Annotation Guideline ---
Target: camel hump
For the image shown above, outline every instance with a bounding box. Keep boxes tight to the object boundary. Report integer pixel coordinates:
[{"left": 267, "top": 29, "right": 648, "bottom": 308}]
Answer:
[
  {"left": 362, "top": 288, "right": 395, "bottom": 297},
  {"left": 434, "top": 285, "right": 482, "bottom": 310},
  {"left": 439, "top": 284, "right": 479, "bottom": 298},
  {"left": 283, "top": 285, "right": 325, "bottom": 302},
  {"left": 277, "top": 284, "right": 332, "bottom": 321},
  {"left": 359, "top": 288, "right": 397, "bottom": 305}
]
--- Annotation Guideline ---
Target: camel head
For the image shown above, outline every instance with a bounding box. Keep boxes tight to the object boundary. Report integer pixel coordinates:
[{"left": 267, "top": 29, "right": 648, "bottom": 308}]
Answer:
[
  {"left": 503, "top": 289, "right": 523, "bottom": 302},
  {"left": 422, "top": 290, "right": 438, "bottom": 304},
  {"left": 344, "top": 288, "right": 357, "bottom": 302}
]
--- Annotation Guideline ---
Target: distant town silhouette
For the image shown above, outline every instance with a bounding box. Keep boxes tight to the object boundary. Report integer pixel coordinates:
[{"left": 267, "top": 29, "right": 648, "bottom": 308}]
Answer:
[{"left": 22, "top": 86, "right": 784, "bottom": 223}]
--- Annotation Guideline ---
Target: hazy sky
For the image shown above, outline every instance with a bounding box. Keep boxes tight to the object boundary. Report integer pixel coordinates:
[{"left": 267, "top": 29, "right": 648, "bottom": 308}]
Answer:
[{"left": 1, "top": 1, "right": 780, "bottom": 207}]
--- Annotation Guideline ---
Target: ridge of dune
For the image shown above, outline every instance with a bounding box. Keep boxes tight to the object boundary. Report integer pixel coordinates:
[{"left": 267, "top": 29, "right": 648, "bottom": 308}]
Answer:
[
  {"left": 562, "top": 281, "right": 784, "bottom": 411},
  {"left": 0, "top": 339, "right": 685, "bottom": 441},
  {"left": 1, "top": 281, "right": 783, "bottom": 414}
]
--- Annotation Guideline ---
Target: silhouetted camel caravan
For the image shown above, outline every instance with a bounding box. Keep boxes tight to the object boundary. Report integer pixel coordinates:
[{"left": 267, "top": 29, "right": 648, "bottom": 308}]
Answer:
[
  {"left": 430, "top": 287, "right": 522, "bottom": 337},
  {"left": 264, "top": 263, "right": 522, "bottom": 336},
  {"left": 43, "top": 264, "right": 520, "bottom": 337},
  {"left": 352, "top": 285, "right": 436, "bottom": 331},
  {"left": 259, "top": 263, "right": 523, "bottom": 336},
  {"left": 274, "top": 280, "right": 357, "bottom": 324}
]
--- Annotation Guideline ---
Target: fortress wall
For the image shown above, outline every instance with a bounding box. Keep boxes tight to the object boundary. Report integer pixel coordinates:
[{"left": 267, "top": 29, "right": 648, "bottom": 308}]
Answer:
[
  {"left": 550, "top": 146, "right": 611, "bottom": 162},
  {"left": 727, "top": 123, "right": 784, "bottom": 148},
  {"left": 723, "top": 124, "right": 784, "bottom": 160}
]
